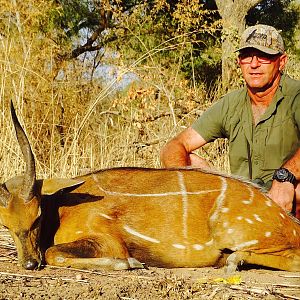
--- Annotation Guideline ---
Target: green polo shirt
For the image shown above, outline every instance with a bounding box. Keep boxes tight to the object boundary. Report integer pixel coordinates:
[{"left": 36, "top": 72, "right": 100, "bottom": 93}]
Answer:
[{"left": 192, "top": 74, "right": 300, "bottom": 183}]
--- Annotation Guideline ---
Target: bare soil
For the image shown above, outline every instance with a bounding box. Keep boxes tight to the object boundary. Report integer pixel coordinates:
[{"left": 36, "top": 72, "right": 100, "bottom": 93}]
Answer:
[{"left": 0, "top": 230, "right": 299, "bottom": 300}]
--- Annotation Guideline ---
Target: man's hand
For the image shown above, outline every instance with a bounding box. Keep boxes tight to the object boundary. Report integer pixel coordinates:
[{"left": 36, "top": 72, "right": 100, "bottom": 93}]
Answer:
[
  {"left": 267, "top": 180, "right": 295, "bottom": 211},
  {"left": 189, "top": 153, "right": 214, "bottom": 171}
]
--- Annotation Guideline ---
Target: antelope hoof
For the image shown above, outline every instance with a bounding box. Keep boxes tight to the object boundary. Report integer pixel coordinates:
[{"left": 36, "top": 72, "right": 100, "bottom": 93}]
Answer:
[
  {"left": 224, "top": 253, "right": 239, "bottom": 274},
  {"left": 127, "top": 257, "right": 144, "bottom": 269}
]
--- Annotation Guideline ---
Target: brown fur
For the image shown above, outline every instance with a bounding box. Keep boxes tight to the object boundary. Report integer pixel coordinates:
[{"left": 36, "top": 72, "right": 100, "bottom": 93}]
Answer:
[{"left": 0, "top": 104, "right": 299, "bottom": 272}]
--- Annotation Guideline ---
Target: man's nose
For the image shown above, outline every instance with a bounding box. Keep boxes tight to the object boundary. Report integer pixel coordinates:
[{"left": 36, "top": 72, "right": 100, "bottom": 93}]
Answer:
[{"left": 250, "top": 55, "right": 261, "bottom": 67}]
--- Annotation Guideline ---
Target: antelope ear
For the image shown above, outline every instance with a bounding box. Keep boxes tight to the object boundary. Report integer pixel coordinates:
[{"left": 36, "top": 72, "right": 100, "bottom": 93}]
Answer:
[
  {"left": 41, "top": 178, "right": 85, "bottom": 195},
  {"left": 5, "top": 176, "right": 23, "bottom": 195}
]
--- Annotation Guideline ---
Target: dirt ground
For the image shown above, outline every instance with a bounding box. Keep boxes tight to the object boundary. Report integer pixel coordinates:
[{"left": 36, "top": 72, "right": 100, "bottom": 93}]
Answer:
[{"left": 0, "top": 230, "right": 299, "bottom": 300}]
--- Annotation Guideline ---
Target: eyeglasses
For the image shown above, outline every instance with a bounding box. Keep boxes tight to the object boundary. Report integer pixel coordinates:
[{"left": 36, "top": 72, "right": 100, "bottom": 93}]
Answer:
[{"left": 238, "top": 53, "right": 280, "bottom": 64}]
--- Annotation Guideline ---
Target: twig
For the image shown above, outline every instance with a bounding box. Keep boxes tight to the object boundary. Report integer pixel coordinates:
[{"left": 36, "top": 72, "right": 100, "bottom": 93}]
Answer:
[
  {"left": 45, "top": 265, "right": 155, "bottom": 281},
  {"left": 0, "top": 271, "right": 89, "bottom": 284},
  {"left": 279, "top": 274, "right": 300, "bottom": 278},
  {"left": 273, "top": 283, "right": 300, "bottom": 289},
  {"left": 229, "top": 285, "right": 269, "bottom": 296},
  {"left": 229, "top": 285, "right": 300, "bottom": 300},
  {"left": 273, "top": 293, "right": 300, "bottom": 300}
]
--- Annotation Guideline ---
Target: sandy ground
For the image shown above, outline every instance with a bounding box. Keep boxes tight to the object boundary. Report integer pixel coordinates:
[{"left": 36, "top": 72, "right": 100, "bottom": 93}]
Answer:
[{"left": 0, "top": 246, "right": 300, "bottom": 299}]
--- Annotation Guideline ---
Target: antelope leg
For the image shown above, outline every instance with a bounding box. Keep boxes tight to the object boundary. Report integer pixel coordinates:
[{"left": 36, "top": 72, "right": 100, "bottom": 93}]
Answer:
[
  {"left": 47, "top": 256, "right": 144, "bottom": 270},
  {"left": 45, "top": 237, "right": 144, "bottom": 270},
  {"left": 225, "top": 250, "right": 300, "bottom": 273}
]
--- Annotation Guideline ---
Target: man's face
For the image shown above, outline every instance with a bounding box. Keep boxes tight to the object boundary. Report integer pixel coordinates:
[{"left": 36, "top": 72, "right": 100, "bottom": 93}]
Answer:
[{"left": 238, "top": 49, "right": 287, "bottom": 91}]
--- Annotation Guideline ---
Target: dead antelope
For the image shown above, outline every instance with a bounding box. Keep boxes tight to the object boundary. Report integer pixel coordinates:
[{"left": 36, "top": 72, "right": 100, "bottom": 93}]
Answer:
[{"left": 0, "top": 103, "right": 300, "bottom": 272}]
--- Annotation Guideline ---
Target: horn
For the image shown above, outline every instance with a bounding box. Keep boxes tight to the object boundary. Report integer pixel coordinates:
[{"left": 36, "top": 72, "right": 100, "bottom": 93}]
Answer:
[{"left": 10, "top": 101, "right": 36, "bottom": 202}]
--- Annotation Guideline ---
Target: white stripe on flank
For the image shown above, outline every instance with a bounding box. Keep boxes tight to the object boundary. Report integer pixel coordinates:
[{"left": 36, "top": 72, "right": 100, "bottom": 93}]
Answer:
[
  {"left": 177, "top": 171, "right": 188, "bottom": 241},
  {"left": 210, "top": 177, "right": 228, "bottom": 222},
  {"left": 99, "top": 213, "right": 114, "bottom": 220},
  {"left": 232, "top": 240, "right": 258, "bottom": 251},
  {"left": 123, "top": 225, "right": 160, "bottom": 244},
  {"left": 93, "top": 173, "right": 221, "bottom": 197}
]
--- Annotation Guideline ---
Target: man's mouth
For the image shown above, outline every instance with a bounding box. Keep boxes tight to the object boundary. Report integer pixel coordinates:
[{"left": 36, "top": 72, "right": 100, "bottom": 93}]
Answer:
[{"left": 249, "top": 73, "right": 262, "bottom": 77}]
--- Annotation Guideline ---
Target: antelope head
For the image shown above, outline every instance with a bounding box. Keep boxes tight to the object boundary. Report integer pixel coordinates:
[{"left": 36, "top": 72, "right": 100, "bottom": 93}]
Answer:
[{"left": 0, "top": 102, "right": 42, "bottom": 270}]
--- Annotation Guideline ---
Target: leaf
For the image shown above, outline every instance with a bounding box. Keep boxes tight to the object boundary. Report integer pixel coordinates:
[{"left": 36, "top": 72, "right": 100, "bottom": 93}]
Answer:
[{"left": 213, "top": 275, "right": 242, "bottom": 285}]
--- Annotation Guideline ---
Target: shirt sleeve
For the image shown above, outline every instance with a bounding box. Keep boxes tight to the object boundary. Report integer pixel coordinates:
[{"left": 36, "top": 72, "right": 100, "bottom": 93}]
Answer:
[
  {"left": 293, "top": 93, "right": 300, "bottom": 130},
  {"left": 191, "top": 97, "right": 228, "bottom": 142}
]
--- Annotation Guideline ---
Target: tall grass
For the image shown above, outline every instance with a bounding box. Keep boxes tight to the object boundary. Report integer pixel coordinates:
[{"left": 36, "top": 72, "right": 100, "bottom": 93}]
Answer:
[{"left": 1, "top": 3, "right": 299, "bottom": 183}]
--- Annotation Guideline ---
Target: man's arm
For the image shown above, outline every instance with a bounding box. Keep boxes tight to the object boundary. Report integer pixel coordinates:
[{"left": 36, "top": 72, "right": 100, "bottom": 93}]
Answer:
[
  {"left": 160, "top": 127, "right": 209, "bottom": 168},
  {"left": 268, "top": 148, "right": 300, "bottom": 212}
]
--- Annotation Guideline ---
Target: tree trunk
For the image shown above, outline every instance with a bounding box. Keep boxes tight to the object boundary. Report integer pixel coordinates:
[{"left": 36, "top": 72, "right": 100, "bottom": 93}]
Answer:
[{"left": 215, "top": 0, "right": 262, "bottom": 90}]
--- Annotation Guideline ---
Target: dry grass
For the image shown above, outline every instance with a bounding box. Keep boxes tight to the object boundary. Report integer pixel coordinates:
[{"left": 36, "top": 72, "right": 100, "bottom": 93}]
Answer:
[
  {"left": 0, "top": 2, "right": 299, "bottom": 184},
  {"left": 0, "top": 3, "right": 230, "bottom": 182}
]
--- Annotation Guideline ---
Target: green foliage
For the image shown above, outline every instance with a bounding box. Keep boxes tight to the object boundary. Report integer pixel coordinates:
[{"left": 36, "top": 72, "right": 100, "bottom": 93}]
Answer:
[
  {"left": 246, "top": 0, "right": 300, "bottom": 51},
  {"left": 40, "top": 0, "right": 100, "bottom": 43}
]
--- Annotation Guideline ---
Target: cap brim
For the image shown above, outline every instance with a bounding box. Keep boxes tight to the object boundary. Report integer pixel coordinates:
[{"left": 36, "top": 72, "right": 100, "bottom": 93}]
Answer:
[{"left": 236, "top": 45, "right": 281, "bottom": 55}]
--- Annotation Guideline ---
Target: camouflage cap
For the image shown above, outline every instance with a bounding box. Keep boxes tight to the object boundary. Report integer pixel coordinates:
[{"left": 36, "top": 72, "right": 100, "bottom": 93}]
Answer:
[{"left": 237, "top": 24, "right": 285, "bottom": 55}]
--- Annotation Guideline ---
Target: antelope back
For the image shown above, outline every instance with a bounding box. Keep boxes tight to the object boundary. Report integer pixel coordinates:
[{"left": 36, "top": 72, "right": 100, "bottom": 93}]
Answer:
[{"left": 0, "top": 103, "right": 42, "bottom": 269}]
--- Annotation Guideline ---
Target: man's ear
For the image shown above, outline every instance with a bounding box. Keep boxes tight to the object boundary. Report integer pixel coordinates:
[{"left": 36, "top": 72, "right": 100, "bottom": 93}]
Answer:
[{"left": 279, "top": 53, "right": 288, "bottom": 71}]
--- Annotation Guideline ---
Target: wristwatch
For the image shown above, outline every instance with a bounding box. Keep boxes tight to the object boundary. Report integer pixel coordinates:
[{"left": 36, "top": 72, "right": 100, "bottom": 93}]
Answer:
[{"left": 272, "top": 168, "right": 297, "bottom": 185}]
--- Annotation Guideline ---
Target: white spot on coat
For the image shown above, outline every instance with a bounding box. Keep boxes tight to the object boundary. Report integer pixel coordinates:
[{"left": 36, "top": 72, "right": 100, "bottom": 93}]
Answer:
[
  {"left": 227, "top": 228, "right": 234, "bottom": 234},
  {"left": 232, "top": 240, "right": 258, "bottom": 251},
  {"left": 253, "top": 214, "right": 262, "bottom": 222},
  {"left": 236, "top": 216, "right": 243, "bottom": 221},
  {"left": 242, "top": 200, "right": 251, "bottom": 205},
  {"left": 293, "top": 229, "right": 297, "bottom": 237},
  {"left": 245, "top": 218, "right": 253, "bottom": 224},
  {"left": 193, "top": 244, "right": 204, "bottom": 250},
  {"left": 280, "top": 213, "right": 286, "bottom": 219},
  {"left": 223, "top": 222, "right": 229, "bottom": 228},
  {"left": 221, "top": 207, "right": 229, "bottom": 213},
  {"left": 265, "top": 232, "right": 271, "bottom": 237},
  {"left": 205, "top": 239, "right": 214, "bottom": 246},
  {"left": 173, "top": 244, "right": 186, "bottom": 249},
  {"left": 265, "top": 199, "right": 273, "bottom": 207}
]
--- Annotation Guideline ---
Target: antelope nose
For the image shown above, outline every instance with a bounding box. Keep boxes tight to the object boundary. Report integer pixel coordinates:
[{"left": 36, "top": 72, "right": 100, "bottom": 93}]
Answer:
[{"left": 23, "top": 259, "right": 39, "bottom": 270}]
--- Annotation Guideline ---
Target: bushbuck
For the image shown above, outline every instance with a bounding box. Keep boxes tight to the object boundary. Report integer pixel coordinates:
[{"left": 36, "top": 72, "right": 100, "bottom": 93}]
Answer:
[{"left": 0, "top": 102, "right": 299, "bottom": 272}]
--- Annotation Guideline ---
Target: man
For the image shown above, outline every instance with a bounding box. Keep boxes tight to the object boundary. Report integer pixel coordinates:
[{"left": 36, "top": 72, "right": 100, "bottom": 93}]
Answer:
[{"left": 160, "top": 24, "right": 300, "bottom": 217}]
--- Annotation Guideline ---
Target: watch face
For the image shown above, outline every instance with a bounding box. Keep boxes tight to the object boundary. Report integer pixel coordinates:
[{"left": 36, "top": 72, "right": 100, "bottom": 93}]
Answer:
[{"left": 276, "top": 168, "right": 289, "bottom": 181}]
